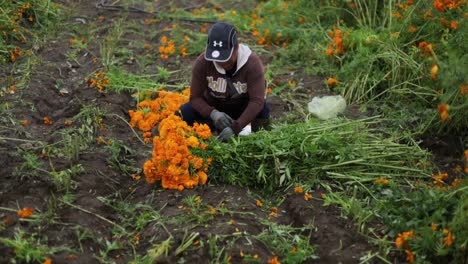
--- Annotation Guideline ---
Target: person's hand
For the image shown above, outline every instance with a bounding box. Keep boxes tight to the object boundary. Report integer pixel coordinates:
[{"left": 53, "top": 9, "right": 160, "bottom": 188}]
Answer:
[
  {"left": 210, "top": 110, "right": 233, "bottom": 131},
  {"left": 217, "top": 127, "right": 235, "bottom": 142}
]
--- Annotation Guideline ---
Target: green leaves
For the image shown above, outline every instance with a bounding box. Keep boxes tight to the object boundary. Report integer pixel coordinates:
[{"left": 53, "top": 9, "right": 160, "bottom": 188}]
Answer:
[{"left": 208, "top": 117, "right": 432, "bottom": 191}]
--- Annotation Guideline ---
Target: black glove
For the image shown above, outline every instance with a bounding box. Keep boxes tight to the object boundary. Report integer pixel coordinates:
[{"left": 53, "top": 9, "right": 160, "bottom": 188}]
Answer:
[
  {"left": 210, "top": 110, "right": 233, "bottom": 131},
  {"left": 217, "top": 127, "right": 235, "bottom": 142}
]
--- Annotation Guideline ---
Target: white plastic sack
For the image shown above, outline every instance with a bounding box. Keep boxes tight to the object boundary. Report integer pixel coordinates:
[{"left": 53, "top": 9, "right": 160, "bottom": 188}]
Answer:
[{"left": 307, "top": 95, "right": 347, "bottom": 120}]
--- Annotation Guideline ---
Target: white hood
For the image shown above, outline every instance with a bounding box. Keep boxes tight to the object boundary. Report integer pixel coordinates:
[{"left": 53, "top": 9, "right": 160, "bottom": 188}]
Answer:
[{"left": 213, "top": 44, "right": 252, "bottom": 75}]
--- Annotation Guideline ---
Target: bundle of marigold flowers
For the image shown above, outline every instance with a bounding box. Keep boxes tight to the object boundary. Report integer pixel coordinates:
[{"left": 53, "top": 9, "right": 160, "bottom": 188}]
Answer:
[
  {"left": 129, "top": 89, "right": 190, "bottom": 132},
  {"left": 143, "top": 114, "right": 212, "bottom": 190}
]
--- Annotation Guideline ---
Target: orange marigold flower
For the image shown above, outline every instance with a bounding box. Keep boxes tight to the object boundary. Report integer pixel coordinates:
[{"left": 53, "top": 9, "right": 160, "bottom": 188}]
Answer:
[
  {"left": 193, "top": 123, "right": 212, "bottom": 140},
  {"left": 437, "top": 104, "right": 449, "bottom": 113},
  {"left": 43, "top": 258, "right": 52, "bottom": 264},
  {"left": 440, "top": 111, "right": 449, "bottom": 122},
  {"left": 392, "top": 11, "right": 403, "bottom": 18},
  {"left": 408, "top": 26, "right": 417, "bottom": 32},
  {"left": 433, "top": 172, "right": 448, "bottom": 185},
  {"left": 460, "top": 83, "right": 467, "bottom": 95},
  {"left": 21, "top": 119, "right": 29, "bottom": 126},
  {"left": 418, "top": 41, "right": 427, "bottom": 49},
  {"left": 374, "top": 178, "right": 389, "bottom": 184},
  {"left": 327, "top": 77, "right": 338, "bottom": 87},
  {"left": 395, "top": 230, "right": 414, "bottom": 249},
  {"left": 451, "top": 178, "right": 464, "bottom": 187},
  {"left": 434, "top": 0, "right": 445, "bottom": 12},
  {"left": 256, "top": 200, "right": 263, "bottom": 207},
  {"left": 8, "top": 85, "right": 16, "bottom": 93},
  {"left": 431, "top": 223, "right": 437, "bottom": 231},
  {"left": 207, "top": 206, "right": 217, "bottom": 215},
  {"left": 326, "top": 48, "right": 333, "bottom": 56},
  {"left": 405, "top": 249, "right": 415, "bottom": 263},
  {"left": 43, "top": 117, "right": 53, "bottom": 125},
  {"left": 304, "top": 192, "right": 312, "bottom": 201},
  {"left": 268, "top": 256, "right": 281, "bottom": 264},
  {"left": 450, "top": 21, "right": 458, "bottom": 29},
  {"left": 396, "top": 3, "right": 408, "bottom": 12},
  {"left": 443, "top": 229, "right": 453, "bottom": 246},
  {"left": 17, "top": 207, "right": 34, "bottom": 218},
  {"left": 294, "top": 186, "right": 303, "bottom": 193}
]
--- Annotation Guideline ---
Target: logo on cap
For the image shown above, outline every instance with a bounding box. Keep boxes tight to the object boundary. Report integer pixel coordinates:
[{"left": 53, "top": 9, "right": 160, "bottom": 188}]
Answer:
[
  {"left": 211, "top": 50, "right": 220, "bottom": 58},
  {"left": 213, "top": 41, "right": 223, "bottom": 47}
]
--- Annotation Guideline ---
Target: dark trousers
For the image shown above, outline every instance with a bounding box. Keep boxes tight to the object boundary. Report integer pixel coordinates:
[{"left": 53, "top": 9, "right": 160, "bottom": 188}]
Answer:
[{"left": 178, "top": 102, "right": 270, "bottom": 132}]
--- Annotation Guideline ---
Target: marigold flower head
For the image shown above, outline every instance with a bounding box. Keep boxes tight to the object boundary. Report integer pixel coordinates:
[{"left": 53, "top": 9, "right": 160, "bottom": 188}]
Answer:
[
  {"left": 256, "top": 200, "right": 263, "bottom": 207},
  {"left": 460, "top": 83, "right": 467, "bottom": 96},
  {"left": 395, "top": 230, "right": 414, "bottom": 248},
  {"left": 443, "top": 229, "right": 453, "bottom": 246},
  {"left": 440, "top": 111, "right": 449, "bottom": 122},
  {"left": 268, "top": 256, "right": 281, "bottom": 264},
  {"left": 405, "top": 249, "right": 415, "bottom": 263},
  {"left": 433, "top": 172, "right": 448, "bottom": 186},
  {"left": 437, "top": 104, "right": 449, "bottom": 113},
  {"left": 434, "top": 0, "right": 445, "bottom": 12},
  {"left": 327, "top": 77, "right": 338, "bottom": 87},
  {"left": 374, "top": 178, "right": 389, "bottom": 184},
  {"left": 17, "top": 207, "right": 34, "bottom": 218},
  {"left": 294, "top": 186, "right": 303, "bottom": 193},
  {"left": 43, "top": 117, "right": 53, "bottom": 125}
]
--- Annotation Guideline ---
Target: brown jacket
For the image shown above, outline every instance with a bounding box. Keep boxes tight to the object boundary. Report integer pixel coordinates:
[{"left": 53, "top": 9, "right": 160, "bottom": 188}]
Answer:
[{"left": 190, "top": 44, "right": 266, "bottom": 134}]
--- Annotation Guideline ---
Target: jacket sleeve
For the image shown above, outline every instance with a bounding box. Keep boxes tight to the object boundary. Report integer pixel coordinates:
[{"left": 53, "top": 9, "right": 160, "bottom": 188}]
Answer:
[
  {"left": 231, "top": 54, "right": 266, "bottom": 134},
  {"left": 189, "top": 55, "right": 215, "bottom": 118}
]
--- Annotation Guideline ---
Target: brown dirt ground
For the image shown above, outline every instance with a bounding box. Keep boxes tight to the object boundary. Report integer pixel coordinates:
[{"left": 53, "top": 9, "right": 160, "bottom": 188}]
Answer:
[{"left": 3, "top": 1, "right": 462, "bottom": 264}]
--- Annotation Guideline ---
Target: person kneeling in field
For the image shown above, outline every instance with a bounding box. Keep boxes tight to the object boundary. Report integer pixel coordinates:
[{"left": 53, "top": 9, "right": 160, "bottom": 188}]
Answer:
[{"left": 178, "top": 22, "right": 270, "bottom": 141}]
